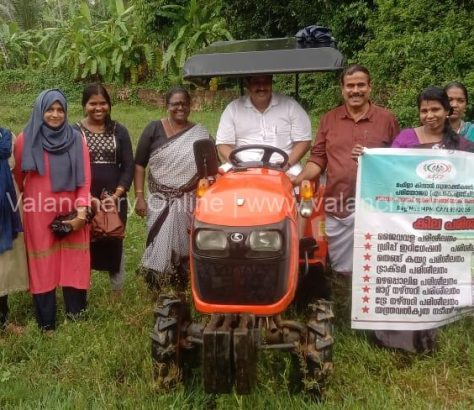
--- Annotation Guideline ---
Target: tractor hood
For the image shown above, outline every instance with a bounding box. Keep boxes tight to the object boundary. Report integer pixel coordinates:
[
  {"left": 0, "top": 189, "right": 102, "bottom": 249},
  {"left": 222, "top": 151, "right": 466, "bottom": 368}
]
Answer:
[{"left": 195, "top": 168, "right": 297, "bottom": 227}]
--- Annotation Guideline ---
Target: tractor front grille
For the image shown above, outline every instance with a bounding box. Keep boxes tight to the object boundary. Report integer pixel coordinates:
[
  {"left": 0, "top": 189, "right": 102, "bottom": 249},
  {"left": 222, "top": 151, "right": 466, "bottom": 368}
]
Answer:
[{"left": 193, "top": 258, "right": 288, "bottom": 305}]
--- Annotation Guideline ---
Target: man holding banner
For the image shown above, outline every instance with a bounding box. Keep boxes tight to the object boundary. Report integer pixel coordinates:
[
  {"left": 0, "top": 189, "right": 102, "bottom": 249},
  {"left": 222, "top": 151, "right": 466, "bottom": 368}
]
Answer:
[{"left": 294, "top": 64, "right": 399, "bottom": 277}]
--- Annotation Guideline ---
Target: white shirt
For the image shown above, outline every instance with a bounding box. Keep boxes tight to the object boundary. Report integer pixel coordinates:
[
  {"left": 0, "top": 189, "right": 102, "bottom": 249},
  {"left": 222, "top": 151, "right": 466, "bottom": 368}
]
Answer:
[{"left": 215, "top": 93, "right": 312, "bottom": 164}]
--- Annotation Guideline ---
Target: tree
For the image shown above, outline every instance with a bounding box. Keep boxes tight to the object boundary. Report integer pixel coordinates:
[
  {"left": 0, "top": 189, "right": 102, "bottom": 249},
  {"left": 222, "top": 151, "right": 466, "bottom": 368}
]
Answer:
[
  {"left": 134, "top": 0, "right": 188, "bottom": 44},
  {"left": 0, "top": 1, "right": 14, "bottom": 21},
  {"left": 358, "top": 0, "right": 474, "bottom": 125},
  {"left": 135, "top": 0, "right": 232, "bottom": 76},
  {"left": 0, "top": 0, "right": 42, "bottom": 30},
  {"left": 221, "top": 0, "right": 375, "bottom": 60},
  {"left": 161, "top": 0, "right": 232, "bottom": 73},
  {"left": 0, "top": 21, "right": 34, "bottom": 68},
  {"left": 39, "top": 0, "right": 156, "bottom": 83}
]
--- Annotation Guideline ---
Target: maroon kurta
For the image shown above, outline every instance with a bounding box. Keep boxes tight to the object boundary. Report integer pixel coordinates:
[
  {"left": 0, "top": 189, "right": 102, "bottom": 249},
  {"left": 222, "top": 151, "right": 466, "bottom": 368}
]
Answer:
[
  {"left": 308, "top": 103, "right": 399, "bottom": 218},
  {"left": 13, "top": 133, "right": 91, "bottom": 294}
]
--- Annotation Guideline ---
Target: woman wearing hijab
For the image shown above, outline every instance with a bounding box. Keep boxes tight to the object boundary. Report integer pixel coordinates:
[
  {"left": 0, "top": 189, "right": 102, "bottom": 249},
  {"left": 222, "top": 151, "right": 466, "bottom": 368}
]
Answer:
[
  {"left": 0, "top": 127, "right": 28, "bottom": 333},
  {"left": 13, "top": 89, "right": 91, "bottom": 331}
]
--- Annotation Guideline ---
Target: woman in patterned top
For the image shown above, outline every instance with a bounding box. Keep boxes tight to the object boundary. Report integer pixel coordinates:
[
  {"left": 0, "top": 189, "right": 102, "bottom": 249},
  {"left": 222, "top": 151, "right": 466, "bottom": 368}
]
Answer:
[
  {"left": 134, "top": 86, "right": 210, "bottom": 292},
  {"left": 75, "top": 84, "right": 134, "bottom": 297}
]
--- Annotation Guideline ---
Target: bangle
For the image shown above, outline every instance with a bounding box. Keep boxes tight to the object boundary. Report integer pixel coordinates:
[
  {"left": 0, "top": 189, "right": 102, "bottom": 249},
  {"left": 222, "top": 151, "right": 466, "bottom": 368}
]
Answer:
[{"left": 135, "top": 190, "right": 144, "bottom": 193}]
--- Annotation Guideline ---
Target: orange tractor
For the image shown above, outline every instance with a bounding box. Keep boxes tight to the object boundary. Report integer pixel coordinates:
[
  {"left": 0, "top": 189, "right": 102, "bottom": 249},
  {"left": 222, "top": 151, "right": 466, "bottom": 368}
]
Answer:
[{"left": 151, "top": 36, "right": 344, "bottom": 395}]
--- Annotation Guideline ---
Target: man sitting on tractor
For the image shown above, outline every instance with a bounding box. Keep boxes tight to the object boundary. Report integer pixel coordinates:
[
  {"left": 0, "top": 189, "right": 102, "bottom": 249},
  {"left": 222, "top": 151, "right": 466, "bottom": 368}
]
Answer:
[{"left": 215, "top": 75, "right": 312, "bottom": 175}]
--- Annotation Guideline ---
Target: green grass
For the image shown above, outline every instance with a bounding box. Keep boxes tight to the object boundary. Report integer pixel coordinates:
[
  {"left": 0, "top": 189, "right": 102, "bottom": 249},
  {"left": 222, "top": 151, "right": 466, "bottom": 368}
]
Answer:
[
  {"left": 1, "top": 93, "right": 473, "bottom": 409},
  {"left": 0, "top": 92, "right": 222, "bottom": 143}
]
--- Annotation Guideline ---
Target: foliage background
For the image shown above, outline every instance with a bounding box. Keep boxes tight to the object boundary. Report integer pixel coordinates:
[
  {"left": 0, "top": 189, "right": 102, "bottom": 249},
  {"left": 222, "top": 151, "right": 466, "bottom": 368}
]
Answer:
[
  {"left": 0, "top": 0, "right": 474, "bottom": 127},
  {"left": 0, "top": 2, "right": 473, "bottom": 407},
  {"left": 0, "top": 97, "right": 473, "bottom": 409}
]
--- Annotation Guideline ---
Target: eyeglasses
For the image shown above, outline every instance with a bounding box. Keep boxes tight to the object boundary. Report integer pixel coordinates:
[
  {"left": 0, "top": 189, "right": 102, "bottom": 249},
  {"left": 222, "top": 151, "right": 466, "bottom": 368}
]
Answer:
[{"left": 168, "top": 102, "right": 189, "bottom": 108}]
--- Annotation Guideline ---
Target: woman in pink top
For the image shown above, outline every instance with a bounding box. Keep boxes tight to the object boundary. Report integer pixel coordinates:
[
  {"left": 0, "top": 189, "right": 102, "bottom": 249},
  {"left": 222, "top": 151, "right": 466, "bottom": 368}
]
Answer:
[
  {"left": 391, "top": 86, "right": 460, "bottom": 150},
  {"left": 353, "top": 87, "right": 467, "bottom": 353},
  {"left": 14, "top": 89, "right": 91, "bottom": 331},
  {"left": 375, "top": 86, "right": 466, "bottom": 353}
]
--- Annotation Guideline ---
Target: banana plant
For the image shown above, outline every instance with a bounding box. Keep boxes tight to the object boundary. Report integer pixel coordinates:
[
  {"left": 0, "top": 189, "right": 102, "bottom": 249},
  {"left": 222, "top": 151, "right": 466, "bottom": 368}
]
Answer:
[
  {"left": 162, "top": 0, "right": 232, "bottom": 74},
  {"left": 94, "top": 2, "right": 156, "bottom": 83},
  {"left": 35, "top": 0, "right": 157, "bottom": 83},
  {"left": 0, "top": 21, "right": 34, "bottom": 68},
  {"left": 0, "top": 0, "right": 42, "bottom": 30}
]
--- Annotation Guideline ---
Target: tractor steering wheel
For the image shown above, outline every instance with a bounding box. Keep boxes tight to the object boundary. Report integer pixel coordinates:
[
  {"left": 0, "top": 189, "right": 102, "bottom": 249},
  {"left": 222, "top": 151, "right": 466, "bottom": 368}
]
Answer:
[{"left": 228, "top": 144, "right": 289, "bottom": 170}]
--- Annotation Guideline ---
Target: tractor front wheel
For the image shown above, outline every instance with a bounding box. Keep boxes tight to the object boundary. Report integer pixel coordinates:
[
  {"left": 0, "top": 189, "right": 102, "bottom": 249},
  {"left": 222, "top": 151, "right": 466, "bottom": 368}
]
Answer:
[{"left": 151, "top": 295, "right": 189, "bottom": 389}]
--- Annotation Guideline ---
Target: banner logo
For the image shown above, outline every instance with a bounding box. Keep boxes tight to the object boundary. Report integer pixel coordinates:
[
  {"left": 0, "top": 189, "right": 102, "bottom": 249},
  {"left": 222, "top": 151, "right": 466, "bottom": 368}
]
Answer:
[{"left": 416, "top": 160, "right": 455, "bottom": 181}]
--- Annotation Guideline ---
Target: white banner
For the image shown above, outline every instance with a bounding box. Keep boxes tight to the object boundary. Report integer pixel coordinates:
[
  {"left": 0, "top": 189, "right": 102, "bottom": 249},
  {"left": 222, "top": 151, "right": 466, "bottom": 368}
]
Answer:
[{"left": 351, "top": 148, "right": 474, "bottom": 330}]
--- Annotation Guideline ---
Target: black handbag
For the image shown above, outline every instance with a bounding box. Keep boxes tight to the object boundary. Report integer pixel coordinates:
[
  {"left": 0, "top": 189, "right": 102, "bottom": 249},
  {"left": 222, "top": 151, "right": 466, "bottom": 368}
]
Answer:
[
  {"left": 295, "top": 25, "right": 336, "bottom": 47},
  {"left": 49, "top": 211, "right": 77, "bottom": 238}
]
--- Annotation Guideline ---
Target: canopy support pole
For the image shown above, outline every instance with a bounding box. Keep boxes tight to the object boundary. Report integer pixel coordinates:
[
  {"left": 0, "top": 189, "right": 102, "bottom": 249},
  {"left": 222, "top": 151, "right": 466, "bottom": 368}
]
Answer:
[{"left": 295, "top": 73, "right": 300, "bottom": 101}]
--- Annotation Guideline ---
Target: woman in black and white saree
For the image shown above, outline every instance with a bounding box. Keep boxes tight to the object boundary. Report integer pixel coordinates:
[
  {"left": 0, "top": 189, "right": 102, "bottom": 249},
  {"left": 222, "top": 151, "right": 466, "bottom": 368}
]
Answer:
[{"left": 134, "top": 87, "right": 210, "bottom": 292}]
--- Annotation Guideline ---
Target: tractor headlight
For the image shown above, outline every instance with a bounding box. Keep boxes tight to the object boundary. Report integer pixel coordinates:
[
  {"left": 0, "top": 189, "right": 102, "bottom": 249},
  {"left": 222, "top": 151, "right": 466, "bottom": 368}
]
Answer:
[
  {"left": 195, "top": 230, "right": 228, "bottom": 251},
  {"left": 248, "top": 231, "right": 282, "bottom": 252}
]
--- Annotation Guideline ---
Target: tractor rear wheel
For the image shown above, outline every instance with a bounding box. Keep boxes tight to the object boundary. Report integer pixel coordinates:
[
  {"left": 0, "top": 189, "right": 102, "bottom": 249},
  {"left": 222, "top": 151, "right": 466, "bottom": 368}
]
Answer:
[
  {"left": 290, "top": 299, "right": 334, "bottom": 397},
  {"left": 303, "top": 299, "right": 334, "bottom": 396}
]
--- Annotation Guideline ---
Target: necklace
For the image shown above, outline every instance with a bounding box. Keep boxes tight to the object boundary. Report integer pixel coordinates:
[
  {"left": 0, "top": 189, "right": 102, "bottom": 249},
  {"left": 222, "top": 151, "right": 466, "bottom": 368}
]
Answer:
[
  {"left": 83, "top": 119, "right": 105, "bottom": 134},
  {"left": 167, "top": 117, "right": 189, "bottom": 134},
  {"left": 167, "top": 117, "right": 176, "bottom": 133},
  {"left": 420, "top": 126, "right": 442, "bottom": 144}
]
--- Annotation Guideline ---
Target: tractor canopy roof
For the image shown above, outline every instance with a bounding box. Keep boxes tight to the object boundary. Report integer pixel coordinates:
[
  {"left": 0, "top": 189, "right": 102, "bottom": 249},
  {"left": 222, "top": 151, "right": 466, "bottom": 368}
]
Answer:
[{"left": 183, "top": 37, "right": 344, "bottom": 86}]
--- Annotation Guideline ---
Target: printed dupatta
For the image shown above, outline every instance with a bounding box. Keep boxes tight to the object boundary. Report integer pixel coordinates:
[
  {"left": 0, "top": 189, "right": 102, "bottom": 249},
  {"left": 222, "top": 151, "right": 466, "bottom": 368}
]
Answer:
[{"left": 140, "top": 123, "right": 209, "bottom": 275}]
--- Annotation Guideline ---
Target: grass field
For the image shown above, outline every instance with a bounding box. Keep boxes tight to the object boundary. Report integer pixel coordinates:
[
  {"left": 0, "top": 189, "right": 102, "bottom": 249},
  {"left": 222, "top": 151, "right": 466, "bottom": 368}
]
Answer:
[{"left": 0, "top": 93, "right": 473, "bottom": 409}]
